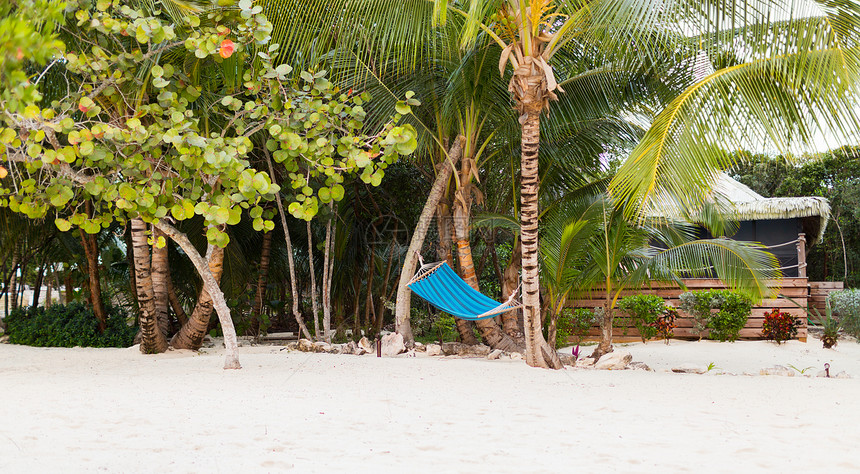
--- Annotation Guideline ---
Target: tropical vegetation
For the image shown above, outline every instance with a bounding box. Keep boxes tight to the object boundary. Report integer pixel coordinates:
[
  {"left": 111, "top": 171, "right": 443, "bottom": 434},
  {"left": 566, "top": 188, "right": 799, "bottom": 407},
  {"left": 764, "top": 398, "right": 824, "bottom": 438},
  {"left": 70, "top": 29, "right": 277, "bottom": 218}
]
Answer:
[{"left": 2, "top": 0, "right": 860, "bottom": 369}]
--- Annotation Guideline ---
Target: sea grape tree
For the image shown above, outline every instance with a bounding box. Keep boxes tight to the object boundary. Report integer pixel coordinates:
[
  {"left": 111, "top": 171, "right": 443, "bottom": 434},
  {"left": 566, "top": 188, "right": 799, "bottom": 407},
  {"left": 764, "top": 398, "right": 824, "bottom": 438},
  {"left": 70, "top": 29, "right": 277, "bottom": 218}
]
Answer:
[{"left": 0, "top": 0, "right": 417, "bottom": 368}]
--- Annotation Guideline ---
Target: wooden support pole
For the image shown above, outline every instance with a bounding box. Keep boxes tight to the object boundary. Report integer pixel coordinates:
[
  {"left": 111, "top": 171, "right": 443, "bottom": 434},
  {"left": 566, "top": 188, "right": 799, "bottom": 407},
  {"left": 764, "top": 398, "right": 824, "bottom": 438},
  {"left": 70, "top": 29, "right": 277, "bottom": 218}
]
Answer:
[{"left": 797, "top": 233, "right": 807, "bottom": 278}]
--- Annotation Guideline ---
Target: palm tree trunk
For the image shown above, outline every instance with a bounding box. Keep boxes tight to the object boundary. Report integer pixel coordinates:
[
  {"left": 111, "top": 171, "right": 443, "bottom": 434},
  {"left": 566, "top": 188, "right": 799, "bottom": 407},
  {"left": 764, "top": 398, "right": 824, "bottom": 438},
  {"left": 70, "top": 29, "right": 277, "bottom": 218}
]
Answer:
[
  {"left": 592, "top": 296, "right": 615, "bottom": 359},
  {"left": 124, "top": 226, "right": 138, "bottom": 306},
  {"left": 265, "top": 149, "right": 313, "bottom": 340},
  {"left": 170, "top": 239, "right": 224, "bottom": 351},
  {"left": 130, "top": 218, "right": 168, "bottom": 354},
  {"left": 249, "top": 230, "right": 273, "bottom": 337},
  {"left": 518, "top": 73, "right": 562, "bottom": 369},
  {"left": 501, "top": 241, "right": 524, "bottom": 342},
  {"left": 453, "top": 190, "right": 522, "bottom": 352},
  {"left": 394, "top": 136, "right": 465, "bottom": 345},
  {"left": 443, "top": 199, "right": 477, "bottom": 345},
  {"left": 156, "top": 222, "right": 241, "bottom": 369},
  {"left": 150, "top": 226, "right": 170, "bottom": 338}
]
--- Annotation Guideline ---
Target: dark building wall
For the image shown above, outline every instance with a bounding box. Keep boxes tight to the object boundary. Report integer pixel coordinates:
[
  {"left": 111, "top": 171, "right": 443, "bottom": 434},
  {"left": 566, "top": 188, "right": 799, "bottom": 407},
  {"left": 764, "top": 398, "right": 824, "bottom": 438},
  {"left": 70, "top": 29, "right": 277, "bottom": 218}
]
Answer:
[{"left": 726, "top": 218, "right": 801, "bottom": 277}]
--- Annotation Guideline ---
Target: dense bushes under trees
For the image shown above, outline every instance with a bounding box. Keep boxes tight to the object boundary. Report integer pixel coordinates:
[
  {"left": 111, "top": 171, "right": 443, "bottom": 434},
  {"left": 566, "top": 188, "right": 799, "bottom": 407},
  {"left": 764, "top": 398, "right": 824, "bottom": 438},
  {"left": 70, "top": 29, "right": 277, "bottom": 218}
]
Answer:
[
  {"left": 4, "top": 303, "right": 136, "bottom": 348},
  {"left": 829, "top": 289, "right": 860, "bottom": 340},
  {"left": 679, "top": 290, "right": 753, "bottom": 342}
]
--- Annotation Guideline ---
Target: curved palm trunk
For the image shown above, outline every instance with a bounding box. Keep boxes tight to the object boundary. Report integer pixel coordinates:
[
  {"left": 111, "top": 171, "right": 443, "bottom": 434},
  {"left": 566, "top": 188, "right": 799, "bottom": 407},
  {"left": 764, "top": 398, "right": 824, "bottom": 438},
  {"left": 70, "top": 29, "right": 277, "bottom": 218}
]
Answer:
[
  {"left": 130, "top": 218, "right": 168, "bottom": 354},
  {"left": 394, "top": 136, "right": 466, "bottom": 346},
  {"left": 169, "top": 240, "right": 224, "bottom": 351},
  {"left": 157, "top": 222, "right": 241, "bottom": 369},
  {"left": 249, "top": 230, "right": 273, "bottom": 337},
  {"left": 150, "top": 226, "right": 170, "bottom": 337},
  {"left": 167, "top": 277, "right": 187, "bottom": 326},
  {"left": 517, "top": 73, "right": 562, "bottom": 369},
  {"left": 453, "top": 188, "right": 522, "bottom": 352}
]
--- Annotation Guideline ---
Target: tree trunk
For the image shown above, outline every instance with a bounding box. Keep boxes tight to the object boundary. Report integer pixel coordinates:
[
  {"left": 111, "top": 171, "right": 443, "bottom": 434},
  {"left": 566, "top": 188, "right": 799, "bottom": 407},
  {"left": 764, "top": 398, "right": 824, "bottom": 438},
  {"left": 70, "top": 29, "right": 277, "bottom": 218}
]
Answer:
[
  {"left": 592, "top": 298, "right": 615, "bottom": 359},
  {"left": 79, "top": 229, "right": 107, "bottom": 332},
  {"left": 436, "top": 182, "right": 478, "bottom": 345},
  {"left": 307, "top": 220, "right": 321, "bottom": 340},
  {"left": 124, "top": 226, "right": 138, "bottom": 306},
  {"left": 265, "top": 149, "right": 313, "bottom": 340},
  {"left": 517, "top": 72, "right": 562, "bottom": 369},
  {"left": 321, "top": 206, "right": 334, "bottom": 343},
  {"left": 31, "top": 263, "right": 45, "bottom": 309},
  {"left": 452, "top": 185, "right": 522, "bottom": 353},
  {"left": 9, "top": 250, "right": 18, "bottom": 311},
  {"left": 150, "top": 226, "right": 171, "bottom": 338},
  {"left": 249, "top": 230, "right": 273, "bottom": 337},
  {"left": 167, "top": 277, "right": 187, "bottom": 326},
  {"left": 64, "top": 272, "right": 73, "bottom": 304},
  {"left": 501, "top": 241, "right": 524, "bottom": 342},
  {"left": 130, "top": 218, "right": 168, "bottom": 354},
  {"left": 394, "top": 137, "right": 466, "bottom": 345},
  {"left": 156, "top": 222, "right": 240, "bottom": 369},
  {"left": 170, "top": 237, "right": 224, "bottom": 351},
  {"left": 45, "top": 267, "right": 53, "bottom": 308}
]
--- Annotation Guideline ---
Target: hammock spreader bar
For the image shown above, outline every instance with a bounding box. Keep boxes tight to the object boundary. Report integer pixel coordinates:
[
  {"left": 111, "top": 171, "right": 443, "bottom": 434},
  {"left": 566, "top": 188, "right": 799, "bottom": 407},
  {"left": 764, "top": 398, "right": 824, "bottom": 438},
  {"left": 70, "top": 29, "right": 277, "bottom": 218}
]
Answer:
[{"left": 407, "top": 261, "right": 521, "bottom": 321}]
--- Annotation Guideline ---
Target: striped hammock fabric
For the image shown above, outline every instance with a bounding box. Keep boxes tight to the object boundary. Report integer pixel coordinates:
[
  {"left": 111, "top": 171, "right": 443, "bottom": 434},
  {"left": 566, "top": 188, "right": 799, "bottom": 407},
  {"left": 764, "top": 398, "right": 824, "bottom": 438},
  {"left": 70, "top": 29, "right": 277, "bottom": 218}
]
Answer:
[{"left": 407, "top": 261, "right": 521, "bottom": 321}]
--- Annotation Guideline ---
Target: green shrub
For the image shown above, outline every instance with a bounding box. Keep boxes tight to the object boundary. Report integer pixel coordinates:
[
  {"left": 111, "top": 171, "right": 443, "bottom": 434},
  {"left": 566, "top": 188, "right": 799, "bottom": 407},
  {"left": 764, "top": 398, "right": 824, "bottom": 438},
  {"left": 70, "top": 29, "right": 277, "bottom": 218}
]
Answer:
[
  {"left": 829, "top": 289, "right": 860, "bottom": 340},
  {"left": 550, "top": 308, "right": 596, "bottom": 346},
  {"left": 761, "top": 308, "right": 801, "bottom": 344},
  {"left": 4, "top": 302, "right": 136, "bottom": 348},
  {"left": 618, "top": 295, "right": 665, "bottom": 342},
  {"left": 679, "top": 290, "right": 753, "bottom": 342}
]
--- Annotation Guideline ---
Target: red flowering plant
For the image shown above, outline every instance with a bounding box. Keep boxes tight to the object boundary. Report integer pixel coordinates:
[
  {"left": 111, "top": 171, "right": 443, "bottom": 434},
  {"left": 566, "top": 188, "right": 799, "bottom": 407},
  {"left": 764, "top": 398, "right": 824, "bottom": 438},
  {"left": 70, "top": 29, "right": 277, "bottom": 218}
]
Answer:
[
  {"left": 761, "top": 308, "right": 801, "bottom": 344},
  {"left": 652, "top": 306, "right": 678, "bottom": 344}
]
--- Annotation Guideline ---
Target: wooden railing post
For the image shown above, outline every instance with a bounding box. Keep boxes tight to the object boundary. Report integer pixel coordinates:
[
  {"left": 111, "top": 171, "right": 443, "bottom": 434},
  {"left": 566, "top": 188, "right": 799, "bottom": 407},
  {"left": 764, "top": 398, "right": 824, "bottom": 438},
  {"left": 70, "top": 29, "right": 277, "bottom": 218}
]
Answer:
[{"left": 797, "top": 233, "right": 807, "bottom": 278}]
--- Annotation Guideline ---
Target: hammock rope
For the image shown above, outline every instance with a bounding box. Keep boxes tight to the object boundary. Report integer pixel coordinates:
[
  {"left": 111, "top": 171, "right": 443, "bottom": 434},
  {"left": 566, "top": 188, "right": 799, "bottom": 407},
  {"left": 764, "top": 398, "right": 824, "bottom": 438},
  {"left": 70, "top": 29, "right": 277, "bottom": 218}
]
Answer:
[{"left": 407, "top": 260, "right": 521, "bottom": 321}]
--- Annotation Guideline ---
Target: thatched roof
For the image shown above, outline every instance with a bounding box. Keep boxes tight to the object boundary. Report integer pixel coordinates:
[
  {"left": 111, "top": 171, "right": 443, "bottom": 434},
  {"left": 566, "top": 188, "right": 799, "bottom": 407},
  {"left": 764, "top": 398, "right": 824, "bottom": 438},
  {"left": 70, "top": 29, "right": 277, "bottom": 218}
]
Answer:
[{"left": 650, "top": 174, "right": 831, "bottom": 245}]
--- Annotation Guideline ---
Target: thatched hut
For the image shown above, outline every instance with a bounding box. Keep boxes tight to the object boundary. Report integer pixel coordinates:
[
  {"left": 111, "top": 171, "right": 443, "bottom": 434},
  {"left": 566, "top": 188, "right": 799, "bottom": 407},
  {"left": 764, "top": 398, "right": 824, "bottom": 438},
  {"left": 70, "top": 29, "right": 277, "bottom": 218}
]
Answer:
[{"left": 652, "top": 174, "right": 831, "bottom": 277}]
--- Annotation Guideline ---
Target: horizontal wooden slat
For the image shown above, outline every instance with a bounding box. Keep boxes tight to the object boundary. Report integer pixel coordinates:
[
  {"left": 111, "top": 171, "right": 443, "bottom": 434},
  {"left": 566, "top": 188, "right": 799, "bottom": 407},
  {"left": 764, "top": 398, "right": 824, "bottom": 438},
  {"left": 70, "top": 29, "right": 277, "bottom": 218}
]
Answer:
[{"left": 809, "top": 282, "right": 844, "bottom": 290}]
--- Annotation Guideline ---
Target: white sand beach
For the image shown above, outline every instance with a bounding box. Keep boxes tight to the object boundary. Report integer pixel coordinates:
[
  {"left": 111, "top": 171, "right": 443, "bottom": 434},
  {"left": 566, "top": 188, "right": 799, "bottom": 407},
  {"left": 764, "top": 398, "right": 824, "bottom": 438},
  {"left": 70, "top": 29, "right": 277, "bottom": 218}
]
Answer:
[{"left": 1, "top": 339, "right": 859, "bottom": 473}]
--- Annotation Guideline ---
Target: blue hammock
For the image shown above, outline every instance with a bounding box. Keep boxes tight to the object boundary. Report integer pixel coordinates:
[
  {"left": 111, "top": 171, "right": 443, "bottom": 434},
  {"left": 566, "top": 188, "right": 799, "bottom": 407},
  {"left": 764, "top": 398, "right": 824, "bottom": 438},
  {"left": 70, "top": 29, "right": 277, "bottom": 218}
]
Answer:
[{"left": 407, "top": 261, "right": 521, "bottom": 321}]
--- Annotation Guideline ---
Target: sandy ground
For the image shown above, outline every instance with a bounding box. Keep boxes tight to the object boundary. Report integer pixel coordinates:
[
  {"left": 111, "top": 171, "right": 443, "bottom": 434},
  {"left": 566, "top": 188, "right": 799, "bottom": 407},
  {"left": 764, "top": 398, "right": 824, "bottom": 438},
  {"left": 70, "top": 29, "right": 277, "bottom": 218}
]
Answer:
[{"left": 1, "top": 338, "right": 859, "bottom": 473}]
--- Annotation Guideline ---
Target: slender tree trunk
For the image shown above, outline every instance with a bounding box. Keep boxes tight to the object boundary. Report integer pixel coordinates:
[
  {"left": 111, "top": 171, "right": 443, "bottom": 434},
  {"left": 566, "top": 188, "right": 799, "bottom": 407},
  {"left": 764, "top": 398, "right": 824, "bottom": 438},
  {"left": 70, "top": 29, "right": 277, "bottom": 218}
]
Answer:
[
  {"left": 130, "top": 218, "right": 168, "bottom": 354},
  {"left": 150, "top": 226, "right": 171, "bottom": 337},
  {"left": 31, "top": 263, "right": 45, "bottom": 309},
  {"left": 307, "top": 220, "right": 321, "bottom": 340},
  {"left": 517, "top": 72, "right": 562, "bottom": 369},
  {"left": 501, "top": 241, "right": 524, "bottom": 342},
  {"left": 79, "top": 229, "right": 108, "bottom": 332},
  {"left": 394, "top": 137, "right": 465, "bottom": 345},
  {"left": 321, "top": 206, "right": 333, "bottom": 343},
  {"left": 156, "top": 222, "right": 240, "bottom": 369},
  {"left": 443, "top": 200, "right": 477, "bottom": 344},
  {"left": 9, "top": 250, "right": 18, "bottom": 310},
  {"left": 364, "top": 248, "right": 375, "bottom": 331},
  {"left": 592, "top": 296, "right": 615, "bottom": 359},
  {"left": 45, "top": 267, "right": 53, "bottom": 308},
  {"left": 64, "top": 272, "right": 73, "bottom": 304},
  {"left": 265, "top": 149, "right": 313, "bottom": 340},
  {"left": 167, "top": 278, "right": 187, "bottom": 326},
  {"left": 124, "top": 226, "right": 138, "bottom": 306},
  {"left": 249, "top": 230, "right": 273, "bottom": 337},
  {"left": 546, "top": 302, "right": 558, "bottom": 351},
  {"left": 452, "top": 188, "right": 522, "bottom": 353},
  {"left": 170, "top": 238, "right": 224, "bottom": 351}
]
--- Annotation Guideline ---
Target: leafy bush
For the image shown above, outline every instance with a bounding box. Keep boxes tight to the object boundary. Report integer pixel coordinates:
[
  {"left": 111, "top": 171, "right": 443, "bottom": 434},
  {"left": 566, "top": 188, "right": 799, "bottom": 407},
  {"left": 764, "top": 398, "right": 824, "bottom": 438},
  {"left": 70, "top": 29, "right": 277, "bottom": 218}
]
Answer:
[
  {"left": 555, "top": 308, "right": 596, "bottom": 346},
  {"left": 679, "top": 290, "right": 753, "bottom": 342},
  {"left": 4, "top": 302, "right": 136, "bottom": 348},
  {"left": 829, "top": 289, "right": 860, "bottom": 340},
  {"left": 618, "top": 295, "right": 665, "bottom": 342},
  {"left": 761, "top": 308, "right": 801, "bottom": 344}
]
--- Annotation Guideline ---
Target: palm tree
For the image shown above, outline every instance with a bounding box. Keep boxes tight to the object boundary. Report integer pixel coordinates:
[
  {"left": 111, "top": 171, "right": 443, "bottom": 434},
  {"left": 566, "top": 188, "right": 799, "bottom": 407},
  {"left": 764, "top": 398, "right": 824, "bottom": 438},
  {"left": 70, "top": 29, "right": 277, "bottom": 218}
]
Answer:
[{"left": 431, "top": 0, "right": 860, "bottom": 367}]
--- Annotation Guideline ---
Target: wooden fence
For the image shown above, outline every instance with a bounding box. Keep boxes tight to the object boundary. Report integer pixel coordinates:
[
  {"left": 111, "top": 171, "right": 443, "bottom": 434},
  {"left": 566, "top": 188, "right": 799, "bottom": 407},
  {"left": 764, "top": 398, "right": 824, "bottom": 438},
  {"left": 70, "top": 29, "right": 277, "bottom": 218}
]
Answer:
[
  {"left": 808, "top": 281, "right": 844, "bottom": 316},
  {"left": 568, "top": 278, "right": 812, "bottom": 343}
]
